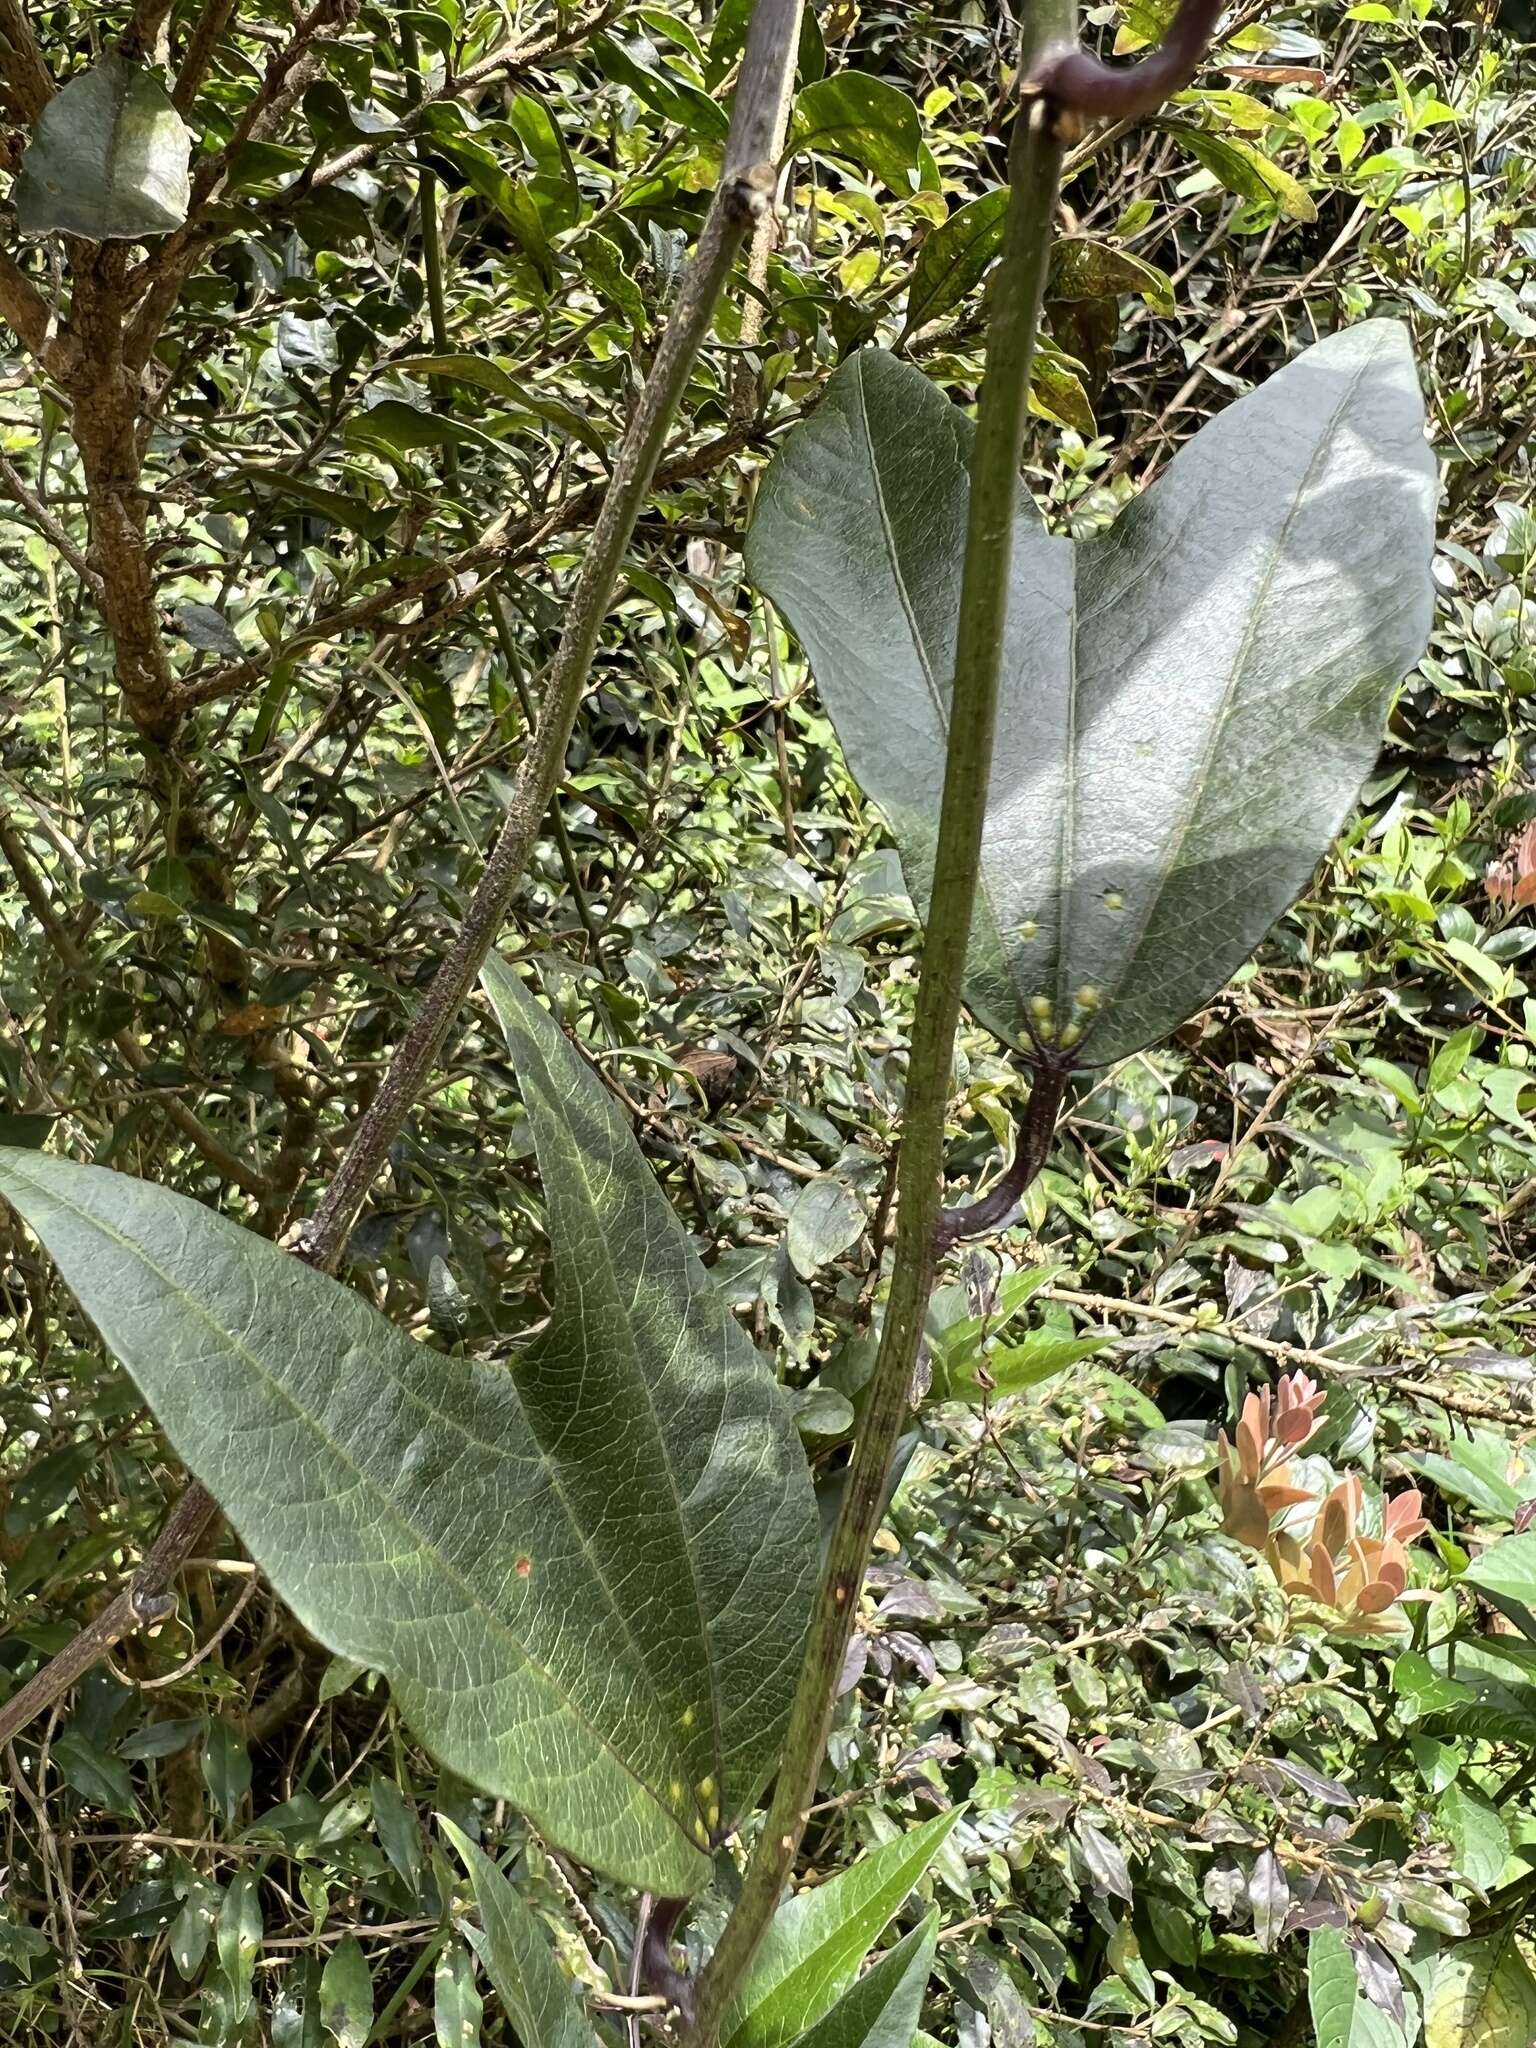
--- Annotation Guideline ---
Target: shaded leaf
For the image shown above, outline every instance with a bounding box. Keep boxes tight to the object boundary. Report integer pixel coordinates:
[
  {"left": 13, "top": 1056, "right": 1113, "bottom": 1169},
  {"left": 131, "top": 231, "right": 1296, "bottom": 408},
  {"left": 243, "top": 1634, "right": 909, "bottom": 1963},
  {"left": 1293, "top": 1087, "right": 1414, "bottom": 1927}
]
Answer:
[
  {"left": 176, "top": 604, "right": 243, "bottom": 658},
  {"left": 441, "top": 1819, "right": 601, "bottom": 2048},
  {"left": 218, "top": 1871, "right": 263, "bottom": 2024},
  {"left": 787, "top": 1175, "right": 866, "bottom": 1277},
  {"left": 0, "top": 960, "right": 816, "bottom": 1895},
  {"left": 16, "top": 55, "right": 191, "bottom": 239},
  {"left": 744, "top": 333, "right": 1435, "bottom": 1064},
  {"left": 320, "top": 1936, "right": 373, "bottom": 2048}
]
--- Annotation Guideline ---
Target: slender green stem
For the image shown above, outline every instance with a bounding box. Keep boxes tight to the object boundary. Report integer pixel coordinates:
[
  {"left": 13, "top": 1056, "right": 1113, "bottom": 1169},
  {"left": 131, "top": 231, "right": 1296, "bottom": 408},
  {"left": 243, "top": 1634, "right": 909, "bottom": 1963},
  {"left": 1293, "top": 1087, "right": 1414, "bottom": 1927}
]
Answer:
[{"left": 678, "top": 11, "right": 1076, "bottom": 2040}]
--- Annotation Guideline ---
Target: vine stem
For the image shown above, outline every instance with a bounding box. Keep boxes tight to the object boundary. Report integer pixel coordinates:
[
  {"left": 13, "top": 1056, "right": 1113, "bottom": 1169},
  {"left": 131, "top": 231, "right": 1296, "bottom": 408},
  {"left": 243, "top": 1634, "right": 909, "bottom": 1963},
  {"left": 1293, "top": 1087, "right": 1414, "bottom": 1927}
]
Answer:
[
  {"left": 0, "top": 0, "right": 804, "bottom": 1752},
  {"left": 296, "top": 0, "right": 801, "bottom": 1275},
  {"left": 676, "top": 10, "right": 1078, "bottom": 2041},
  {"left": 932, "top": 1060, "right": 1069, "bottom": 1255}
]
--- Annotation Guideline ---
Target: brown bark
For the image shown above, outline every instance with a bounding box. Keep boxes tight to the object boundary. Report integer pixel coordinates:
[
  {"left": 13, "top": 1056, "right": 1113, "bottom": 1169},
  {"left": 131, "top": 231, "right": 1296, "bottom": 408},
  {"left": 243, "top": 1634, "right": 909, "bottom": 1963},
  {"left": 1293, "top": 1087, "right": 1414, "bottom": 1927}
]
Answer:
[{"left": 0, "top": 0, "right": 53, "bottom": 124}]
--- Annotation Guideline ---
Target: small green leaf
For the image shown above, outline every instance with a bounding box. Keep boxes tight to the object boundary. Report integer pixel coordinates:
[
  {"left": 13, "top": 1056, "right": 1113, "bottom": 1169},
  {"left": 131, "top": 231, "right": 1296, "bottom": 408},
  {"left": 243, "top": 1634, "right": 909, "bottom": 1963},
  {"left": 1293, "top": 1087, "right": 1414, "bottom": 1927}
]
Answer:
[
  {"left": 201, "top": 1718, "right": 252, "bottom": 1824},
  {"left": 344, "top": 398, "right": 509, "bottom": 463},
  {"left": 901, "top": 189, "right": 1008, "bottom": 337},
  {"left": 1403, "top": 1435, "right": 1522, "bottom": 1522},
  {"left": 1175, "top": 127, "right": 1318, "bottom": 220},
  {"left": 218, "top": 1871, "right": 263, "bottom": 2025},
  {"left": 371, "top": 1776, "right": 424, "bottom": 1897},
  {"left": 16, "top": 54, "right": 192, "bottom": 239},
  {"left": 789, "top": 75, "right": 922, "bottom": 193},
  {"left": 431, "top": 136, "right": 556, "bottom": 288},
  {"left": 787, "top": 1176, "right": 865, "bottom": 1277},
  {"left": 1463, "top": 1531, "right": 1536, "bottom": 1641},
  {"left": 1051, "top": 237, "right": 1175, "bottom": 313},
  {"left": 724, "top": 1809, "right": 963, "bottom": 2048},
  {"left": 434, "top": 1941, "right": 485, "bottom": 2048},
  {"left": 168, "top": 1881, "right": 219, "bottom": 1982},
  {"left": 1438, "top": 1780, "right": 1510, "bottom": 1895},
  {"left": 1429, "top": 1026, "right": 1479, "bottom": 1095},
  {"left": 593, "top": 33, "right": 729, "bottom": 138},
  {"left": 177, "top": 604, "right": 243, "bottom": 658},
  {"left": 1392, "top": 1651, "right": 1472, "bottom": 1723},
  {"left": 54, "top": 1729, "right": 136, "bottom": 1817},
  {"left": 441, "top": 1819, "right": 602, "bottom": 2048},
  {"left": 1356, "top": 1057, "right": 1422, "bottom": 1114},
  {"left": 1073, "top": 1818, "right": 1132, "bottom": 1905},
  {"left": 321, "top": 1936, "right": 373, "bottom": 2048},
  {"left": 788, "top": 1915, "right": 938, "bottom": 2048},
  {"left": 973, "top": 1328, "right": 1106, "bottom": 1401}
]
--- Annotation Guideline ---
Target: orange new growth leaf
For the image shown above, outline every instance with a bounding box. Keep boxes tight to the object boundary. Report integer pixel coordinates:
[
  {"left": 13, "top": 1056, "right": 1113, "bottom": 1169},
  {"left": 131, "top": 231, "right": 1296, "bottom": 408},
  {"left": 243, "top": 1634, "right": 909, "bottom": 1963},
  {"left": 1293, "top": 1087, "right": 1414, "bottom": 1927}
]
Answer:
[
  {"left": 1217, "top": 1377, "right": 1425, "bottom": 1631},
  {"left": 1485, "top": 819, "right": 1536, "bottom": 913}
]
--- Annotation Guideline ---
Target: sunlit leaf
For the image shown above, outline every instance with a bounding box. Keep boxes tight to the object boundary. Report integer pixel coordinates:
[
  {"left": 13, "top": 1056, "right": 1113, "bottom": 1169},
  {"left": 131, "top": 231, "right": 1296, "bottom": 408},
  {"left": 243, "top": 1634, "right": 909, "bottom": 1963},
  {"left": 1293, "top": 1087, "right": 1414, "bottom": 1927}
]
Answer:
[{"left": 725, "top": 1810, "right": 962, "bottom": 2048}]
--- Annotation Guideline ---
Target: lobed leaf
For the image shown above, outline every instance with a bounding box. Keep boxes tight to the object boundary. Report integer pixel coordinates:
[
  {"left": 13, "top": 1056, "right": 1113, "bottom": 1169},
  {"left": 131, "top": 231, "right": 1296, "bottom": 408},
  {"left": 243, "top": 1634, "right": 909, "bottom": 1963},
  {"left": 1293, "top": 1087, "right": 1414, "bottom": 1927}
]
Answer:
[
  {"left": 745, "top": 330, "right": 1435, "bottom": 1065},
  {"left": 0, "top": 959, "right": 817, "bottom": 1894}
]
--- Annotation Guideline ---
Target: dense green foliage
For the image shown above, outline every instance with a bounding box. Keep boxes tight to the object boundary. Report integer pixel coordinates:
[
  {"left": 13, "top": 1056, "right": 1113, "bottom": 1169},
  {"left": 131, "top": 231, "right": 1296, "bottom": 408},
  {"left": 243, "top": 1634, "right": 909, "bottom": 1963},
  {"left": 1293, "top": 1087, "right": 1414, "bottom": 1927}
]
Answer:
[{"left": 3, "top": 1, "right": 1536, "bottom": 2045}]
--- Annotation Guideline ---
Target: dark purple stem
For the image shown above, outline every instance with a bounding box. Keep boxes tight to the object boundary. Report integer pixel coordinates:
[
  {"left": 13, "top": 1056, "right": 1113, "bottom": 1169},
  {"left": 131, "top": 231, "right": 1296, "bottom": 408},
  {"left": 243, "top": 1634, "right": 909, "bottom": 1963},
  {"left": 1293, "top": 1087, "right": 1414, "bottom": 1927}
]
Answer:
[
  {"left": 934, "top": 1060, "right": 1068, "bottom": 1254},
  {"left": 641, "top": 1897, "right": 695, "bottom": 2021},
  {"left": 1033, "top": 0, "right": 1225, "bottom": 122}
]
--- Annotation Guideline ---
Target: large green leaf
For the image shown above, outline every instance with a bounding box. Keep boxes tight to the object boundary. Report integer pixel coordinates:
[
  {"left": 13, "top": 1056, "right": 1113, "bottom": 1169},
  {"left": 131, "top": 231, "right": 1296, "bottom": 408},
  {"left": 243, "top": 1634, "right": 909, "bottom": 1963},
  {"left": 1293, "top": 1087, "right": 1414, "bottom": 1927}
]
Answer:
[
  {"left": 0, "top": 962, "right": 816, "bottom": 1895},
  {"left": 441, "top": 1820, "right": 602, "bottom": 2048},
  {"left": 744, "top": 331, "right": 1435, "bottom": 1066},
  {"left": 16, "top": 55, "right": 192, "bottom": 239},
  {"left": 724, "top": 1810, "right": 962, "bottom": 2048},
  {"left": 787, "top": 76, "right": 922, "bottom": 194},
  {"left": 789, "top": 1916, "right": 938, "bottom": 2048},
  {"left": 1424, "top": 1933, "right": 1536, "bottom": 2048},
  {"left": 1462, "top": 1530, "right": 1536, "bottom": 1640}
]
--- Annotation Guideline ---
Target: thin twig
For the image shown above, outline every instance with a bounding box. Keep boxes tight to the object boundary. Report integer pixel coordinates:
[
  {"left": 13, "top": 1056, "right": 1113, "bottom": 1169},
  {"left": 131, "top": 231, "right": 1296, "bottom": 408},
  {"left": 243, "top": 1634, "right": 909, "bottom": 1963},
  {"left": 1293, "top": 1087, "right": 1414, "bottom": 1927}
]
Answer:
[{"left": 295, "top": 0, "right": 796, "bottom": 1274}]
